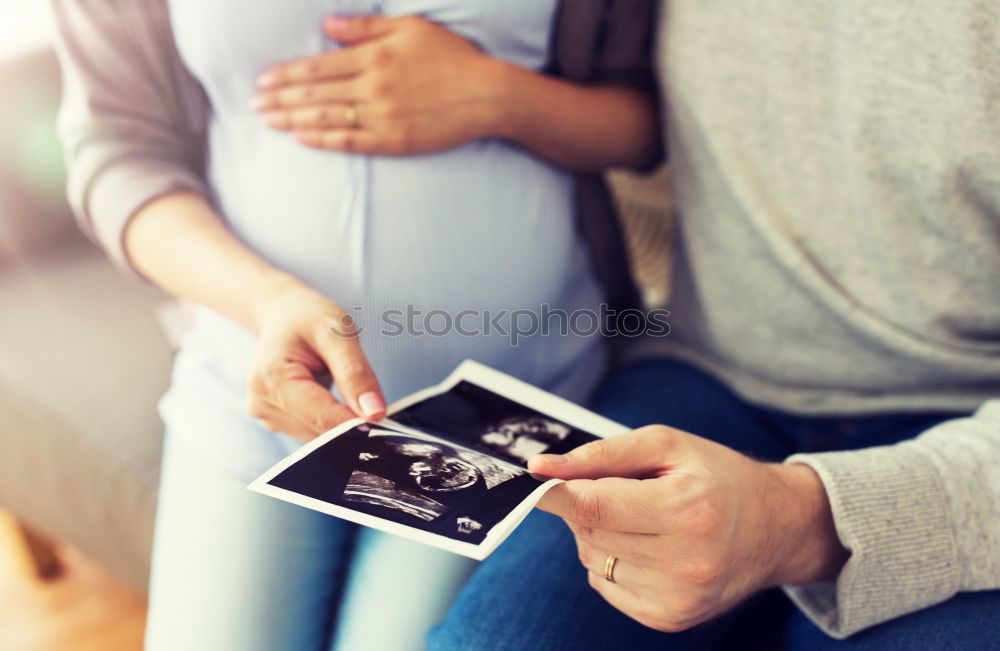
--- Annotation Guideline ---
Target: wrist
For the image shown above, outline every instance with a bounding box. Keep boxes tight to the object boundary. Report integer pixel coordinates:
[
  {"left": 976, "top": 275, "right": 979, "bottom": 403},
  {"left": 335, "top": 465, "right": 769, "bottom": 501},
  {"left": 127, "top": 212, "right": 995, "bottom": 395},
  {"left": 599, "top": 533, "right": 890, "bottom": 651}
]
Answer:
[
  {"left": 766, "top": 463, "right": 849, "bottom": 587},
  {"left": 482, "top": 58, "right": 533, "bottom": 141},
  {"left": 247, "top": 269, "right": 308, "bottom": 335}
]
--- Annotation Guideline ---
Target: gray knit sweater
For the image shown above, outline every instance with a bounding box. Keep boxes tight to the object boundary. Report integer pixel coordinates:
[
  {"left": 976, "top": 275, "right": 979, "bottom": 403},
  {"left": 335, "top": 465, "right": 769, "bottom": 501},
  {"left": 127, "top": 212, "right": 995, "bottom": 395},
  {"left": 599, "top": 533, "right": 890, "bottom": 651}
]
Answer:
[{"left": 636, "top": 1, "right": 1000, "bottom": 638}]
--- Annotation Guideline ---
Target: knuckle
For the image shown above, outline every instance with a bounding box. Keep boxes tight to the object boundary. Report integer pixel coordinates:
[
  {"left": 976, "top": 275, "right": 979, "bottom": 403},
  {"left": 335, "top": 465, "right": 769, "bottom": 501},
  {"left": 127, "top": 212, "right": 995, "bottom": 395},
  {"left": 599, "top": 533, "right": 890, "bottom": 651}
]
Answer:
[
  {"left": 378, "top": 101, "right": 402, "bottom": 120},
  {"left": 650, "top": 425, "right": 679, "bottom": 450},
  {"left": 580, "top": 439, "right": 615, "bottom": 465},
  {"left": 290, "top": 110, "right": 309, "bottom": 130},
  {"left": 390, "top": 129, "right": 411, "bottom": 154},
  {"left": 680, "top": 558, "right": 723, "bottom": 586},
  {"left": 338, "top": 358, "right": 368, "bottom": 382},
  {"left": 246, "top": 397, "right": 267, "bottom": 419},
  {"left": 398, "top": 125, "right": 414, "bottom": 150},
  {"left": 570, "top": 488, "right": 605, "bottom": 527},
  {"left": 309, "top": 416, "right": 329, "bottom": 435},
  {"left": 247, "top": 370, "right": 267, "bottom": 396},
  {"left": 369, "top": 44, "right": 394, "bottom": 68},
  {"left": 369, "top": 77, "right": 392, "bottom": 99},
  {"left": 340, "top": 131, "right": 356, "bottom": 152}
]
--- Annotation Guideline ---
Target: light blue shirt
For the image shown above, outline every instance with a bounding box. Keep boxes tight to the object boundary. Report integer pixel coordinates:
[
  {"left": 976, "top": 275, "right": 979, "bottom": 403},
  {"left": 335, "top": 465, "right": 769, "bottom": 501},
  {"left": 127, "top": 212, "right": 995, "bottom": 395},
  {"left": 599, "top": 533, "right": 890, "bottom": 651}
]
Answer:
[{"left": 164, "top": 0, "right": 607, "bottom": 462}]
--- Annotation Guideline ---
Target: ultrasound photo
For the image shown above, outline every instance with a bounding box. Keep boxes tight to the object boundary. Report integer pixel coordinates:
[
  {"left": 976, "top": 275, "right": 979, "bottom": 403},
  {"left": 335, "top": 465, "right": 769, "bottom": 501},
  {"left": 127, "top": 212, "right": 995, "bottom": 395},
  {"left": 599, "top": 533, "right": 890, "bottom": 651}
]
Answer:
[
  {"left": 390, "top": 380, "right": 600, "bottom": 467},
  {"left": 249, "top": 361, "right": 628, "bottom": 559}
]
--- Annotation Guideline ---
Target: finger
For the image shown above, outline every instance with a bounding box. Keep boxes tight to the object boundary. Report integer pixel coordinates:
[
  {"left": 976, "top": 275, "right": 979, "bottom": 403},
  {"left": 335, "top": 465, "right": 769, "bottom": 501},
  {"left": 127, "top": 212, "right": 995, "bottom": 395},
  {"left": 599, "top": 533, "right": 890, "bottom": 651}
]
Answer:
[
  {"left": 323, "top": 15, "right": 396, "bottom": 44},
  {"left": 256, "top": 50, "right": 364, "bottom": 89},
  {"left": 251, "top": 406, "right": 314, "bottom": 440},
  {"left": 566, "top": 522, "right": 662, "bottom": 564},
  {"left": 575, "top": 538, "right": 649, "bottom": 590},
  {"left": 536, "top": 477, "right": 668, "bottom": 533},
  {"left": 294, "top": 129, "right": 385, "bottom": 154},
  {"left": 260, "top": 104, "right": 358, "bottom": 131},
  {"left": 273, "top": 374, "right": 358, "bottom": 435},
  {"left": 258, "top": 350, "right": 357, "bottom": 431},
  {"left": 585, "top": 569, "right": 647, "bottom": 618},
  {"left": 310, "top": 325, "right": 385, "bottom": 419},
  {"left": 251, "top": 79, "right": 360, "bottom": 111},
  {"left": 528, "top": 426, "right": 684, "bottom": 479}
]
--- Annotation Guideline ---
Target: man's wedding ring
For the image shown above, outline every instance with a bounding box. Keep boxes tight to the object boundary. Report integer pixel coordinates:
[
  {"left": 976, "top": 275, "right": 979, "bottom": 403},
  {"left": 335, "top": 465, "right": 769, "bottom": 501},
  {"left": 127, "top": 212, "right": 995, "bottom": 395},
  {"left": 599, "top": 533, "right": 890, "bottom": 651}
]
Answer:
[{"left": 604, "top": 554, "right": 618, "bottom": 583}]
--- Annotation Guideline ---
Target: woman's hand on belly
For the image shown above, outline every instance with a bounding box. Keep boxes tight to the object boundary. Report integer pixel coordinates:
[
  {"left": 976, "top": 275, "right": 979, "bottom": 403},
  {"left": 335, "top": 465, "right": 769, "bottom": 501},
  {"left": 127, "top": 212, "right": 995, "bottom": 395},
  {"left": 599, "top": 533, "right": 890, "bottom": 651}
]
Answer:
[
  {"left": 249, "top": 15, "right": 658, "bottom": 169},
  {"left": 247, "top": 277, "right": 386, "bottom": 440},
  {"left": 250, "top": 15, "right": 503, "bottom": 156}
]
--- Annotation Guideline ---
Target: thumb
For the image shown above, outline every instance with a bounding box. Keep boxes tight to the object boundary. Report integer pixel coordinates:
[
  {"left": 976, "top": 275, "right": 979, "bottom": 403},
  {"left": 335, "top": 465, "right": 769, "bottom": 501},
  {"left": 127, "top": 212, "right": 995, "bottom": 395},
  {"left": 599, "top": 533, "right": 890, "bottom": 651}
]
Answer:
[
  {"left": 527, "top": 426, "right": 680, "bottom": 480},
  {"left": 323, "top": 15, "right": 395, "bottom": 43}
]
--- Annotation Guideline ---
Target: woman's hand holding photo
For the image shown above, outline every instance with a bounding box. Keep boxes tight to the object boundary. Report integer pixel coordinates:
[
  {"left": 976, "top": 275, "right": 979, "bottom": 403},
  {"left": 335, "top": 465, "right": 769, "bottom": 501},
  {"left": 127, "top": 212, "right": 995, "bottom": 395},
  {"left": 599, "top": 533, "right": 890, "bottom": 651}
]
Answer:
[{"left": 247, "top": 277, "right": 386, "bottom": 440}]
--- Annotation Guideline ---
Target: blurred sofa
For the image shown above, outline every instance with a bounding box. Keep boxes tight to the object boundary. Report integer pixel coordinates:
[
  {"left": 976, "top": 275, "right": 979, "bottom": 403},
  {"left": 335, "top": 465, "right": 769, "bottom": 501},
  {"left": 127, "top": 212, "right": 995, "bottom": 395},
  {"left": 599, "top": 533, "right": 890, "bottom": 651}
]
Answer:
[
  {"left": 0, "top": 48, "right": 171, "bottom": 591},
  {"left": 0, "top": 47, "right": 670, "bottom": 594}
]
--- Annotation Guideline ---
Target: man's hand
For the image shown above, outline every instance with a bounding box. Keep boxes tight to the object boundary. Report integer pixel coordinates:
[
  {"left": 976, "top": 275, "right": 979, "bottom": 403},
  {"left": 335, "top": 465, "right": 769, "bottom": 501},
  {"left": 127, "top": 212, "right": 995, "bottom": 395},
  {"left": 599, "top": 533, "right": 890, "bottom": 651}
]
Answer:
[
  {"left": 530, "top": 426, "right": 849, "bottom": 632},
  {"left": 251, "top": 15, "right": 505, "bottom": 155}
]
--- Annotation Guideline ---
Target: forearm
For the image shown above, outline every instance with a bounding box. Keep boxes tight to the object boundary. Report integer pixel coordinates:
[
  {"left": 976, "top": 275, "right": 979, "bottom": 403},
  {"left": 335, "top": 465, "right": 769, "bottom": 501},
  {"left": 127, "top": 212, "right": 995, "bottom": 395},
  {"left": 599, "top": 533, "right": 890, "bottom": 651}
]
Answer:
[
  {"left": 487, "top": 60, "right": 660, "bottom": 171},
  {"left": 125, "top": 192, "right": 300, "bottom": 334}
]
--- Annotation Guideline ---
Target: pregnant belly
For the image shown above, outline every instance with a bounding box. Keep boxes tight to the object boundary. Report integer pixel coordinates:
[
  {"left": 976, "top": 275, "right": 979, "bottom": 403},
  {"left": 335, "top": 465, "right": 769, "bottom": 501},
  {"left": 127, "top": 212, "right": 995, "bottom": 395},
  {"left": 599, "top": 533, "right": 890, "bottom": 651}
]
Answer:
[
  {"left": 203, "top": 130, "right": 606, "bottom": 401},
  {"left": 213, "top": 130, "right": 595, "bottom": 316}
]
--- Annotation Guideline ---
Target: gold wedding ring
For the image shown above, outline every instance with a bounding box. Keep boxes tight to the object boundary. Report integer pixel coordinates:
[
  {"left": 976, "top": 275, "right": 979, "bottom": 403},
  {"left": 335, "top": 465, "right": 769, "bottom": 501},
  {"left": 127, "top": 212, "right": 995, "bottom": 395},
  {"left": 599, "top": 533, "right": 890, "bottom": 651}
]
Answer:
[
  {"left": 343, "top": 104, "right": 359, "bottom": 129},
  {"left": 604, "top": 554, "right": 618, "bottom": 583}
]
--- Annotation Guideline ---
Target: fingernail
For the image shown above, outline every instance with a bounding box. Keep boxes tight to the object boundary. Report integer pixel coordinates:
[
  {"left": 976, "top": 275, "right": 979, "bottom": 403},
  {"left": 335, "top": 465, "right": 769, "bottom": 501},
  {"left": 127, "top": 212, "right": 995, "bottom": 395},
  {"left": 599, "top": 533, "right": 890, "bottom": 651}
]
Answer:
[
  {"left": 325, "top": 16, "right": 349, "bottom": 33},
  {"left": 533, "top": 454, "right": 569, "bottom": 466},
  {"left": 359, "top": 391, "right": 386, "bottom": 418},
  {"left": 256, "top": 72, "right": 276, "bottom": 88}
]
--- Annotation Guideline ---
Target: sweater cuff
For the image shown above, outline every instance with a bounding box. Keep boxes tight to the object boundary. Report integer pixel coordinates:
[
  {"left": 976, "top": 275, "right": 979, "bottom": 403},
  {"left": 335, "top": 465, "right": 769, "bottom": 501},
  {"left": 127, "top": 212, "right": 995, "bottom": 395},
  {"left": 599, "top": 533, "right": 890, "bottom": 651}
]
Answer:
[
  {"left": 781, "top": 445, "right": 959, "bottom": 638},
  {"left": 86, "top": 156, "right": 207, "bottom": 282}
]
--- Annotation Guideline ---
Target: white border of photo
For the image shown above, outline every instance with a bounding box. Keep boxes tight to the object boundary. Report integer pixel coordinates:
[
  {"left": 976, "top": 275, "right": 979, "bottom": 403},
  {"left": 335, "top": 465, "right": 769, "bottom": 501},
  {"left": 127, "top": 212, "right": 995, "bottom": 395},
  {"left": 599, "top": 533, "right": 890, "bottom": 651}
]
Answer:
[{"left": 248, "top": 360, "right": 628, "bottom": 560}]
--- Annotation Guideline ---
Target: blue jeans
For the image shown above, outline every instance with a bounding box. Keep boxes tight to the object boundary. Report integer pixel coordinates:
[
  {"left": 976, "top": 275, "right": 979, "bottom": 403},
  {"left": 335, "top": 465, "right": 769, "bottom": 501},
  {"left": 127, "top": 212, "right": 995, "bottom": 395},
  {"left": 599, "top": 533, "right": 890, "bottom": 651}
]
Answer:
[
  {"left": 428, "top": 358, "right": 1000, "bottom": 650},
  {"left": 145, "top": 343, "right": 477, "bottom": 651}
]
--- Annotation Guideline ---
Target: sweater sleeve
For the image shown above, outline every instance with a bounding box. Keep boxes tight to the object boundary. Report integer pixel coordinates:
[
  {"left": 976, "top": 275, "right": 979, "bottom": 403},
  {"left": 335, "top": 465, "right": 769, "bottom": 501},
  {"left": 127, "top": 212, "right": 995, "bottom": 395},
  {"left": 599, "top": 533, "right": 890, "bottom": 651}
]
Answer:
[
  {"left": 51, "top": 0, "right": 208, "bottom": 279},
  {"left": 781, "top": 399, "right": 1000, "bottom": 638}
]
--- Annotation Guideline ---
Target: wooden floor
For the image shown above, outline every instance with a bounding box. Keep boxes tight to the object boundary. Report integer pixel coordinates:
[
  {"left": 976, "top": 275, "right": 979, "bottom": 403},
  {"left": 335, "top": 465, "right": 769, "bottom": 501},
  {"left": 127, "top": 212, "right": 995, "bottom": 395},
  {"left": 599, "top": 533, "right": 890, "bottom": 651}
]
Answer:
[{"left": 0, "top": 511, "right": 146, "bottom": 651}]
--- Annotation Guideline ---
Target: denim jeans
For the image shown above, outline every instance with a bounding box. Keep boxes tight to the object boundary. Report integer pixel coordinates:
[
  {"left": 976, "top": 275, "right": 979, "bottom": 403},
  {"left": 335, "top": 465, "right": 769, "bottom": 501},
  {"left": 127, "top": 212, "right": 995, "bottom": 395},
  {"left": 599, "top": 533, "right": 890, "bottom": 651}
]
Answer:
[
  {"left": 428, "top": 358, "right": 1000, "bottom": 650},
  {"left": 145, "top": 344, "right": 477, "bottom": 651}
]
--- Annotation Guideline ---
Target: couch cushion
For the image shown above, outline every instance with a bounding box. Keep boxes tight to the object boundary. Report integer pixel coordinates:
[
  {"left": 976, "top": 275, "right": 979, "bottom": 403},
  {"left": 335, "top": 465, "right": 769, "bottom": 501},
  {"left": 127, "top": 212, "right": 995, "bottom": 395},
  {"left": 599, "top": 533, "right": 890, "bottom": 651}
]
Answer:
[{"left": 0, "top": 236, "right": 169, "bottom": 591}]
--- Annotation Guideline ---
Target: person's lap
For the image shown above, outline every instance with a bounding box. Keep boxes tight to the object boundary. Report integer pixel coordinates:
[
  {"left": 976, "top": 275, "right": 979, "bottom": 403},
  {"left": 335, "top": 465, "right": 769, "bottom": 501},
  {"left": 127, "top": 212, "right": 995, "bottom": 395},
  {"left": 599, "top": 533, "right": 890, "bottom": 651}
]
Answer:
[
  {"left": 147, "top": 366, "right": 475, "bottom": 651},
  {"left": 428, "top": 358, "right": 792, "bottom": 651},
  {"left": 427, "top": 357, "right": 1000, "bottom": 650}
]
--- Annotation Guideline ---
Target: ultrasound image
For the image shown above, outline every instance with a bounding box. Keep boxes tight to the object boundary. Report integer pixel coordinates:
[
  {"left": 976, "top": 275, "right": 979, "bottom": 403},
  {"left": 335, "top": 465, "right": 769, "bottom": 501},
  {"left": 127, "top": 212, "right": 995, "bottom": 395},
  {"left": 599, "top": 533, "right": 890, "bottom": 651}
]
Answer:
[
  {"left": 267, "top": 423, "right": 545, "bottom": 544},
  {"left": 391, "top": 380, "right": 598, "bottom": 467}
]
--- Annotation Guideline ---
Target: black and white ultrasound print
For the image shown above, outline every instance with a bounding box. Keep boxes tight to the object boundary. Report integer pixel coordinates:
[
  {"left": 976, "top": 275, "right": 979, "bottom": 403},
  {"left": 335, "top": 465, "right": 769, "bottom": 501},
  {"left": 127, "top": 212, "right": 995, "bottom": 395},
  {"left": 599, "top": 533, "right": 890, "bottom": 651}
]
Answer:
[{"left": 249, "top": 361, "right": 628, "bottom": 559}]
